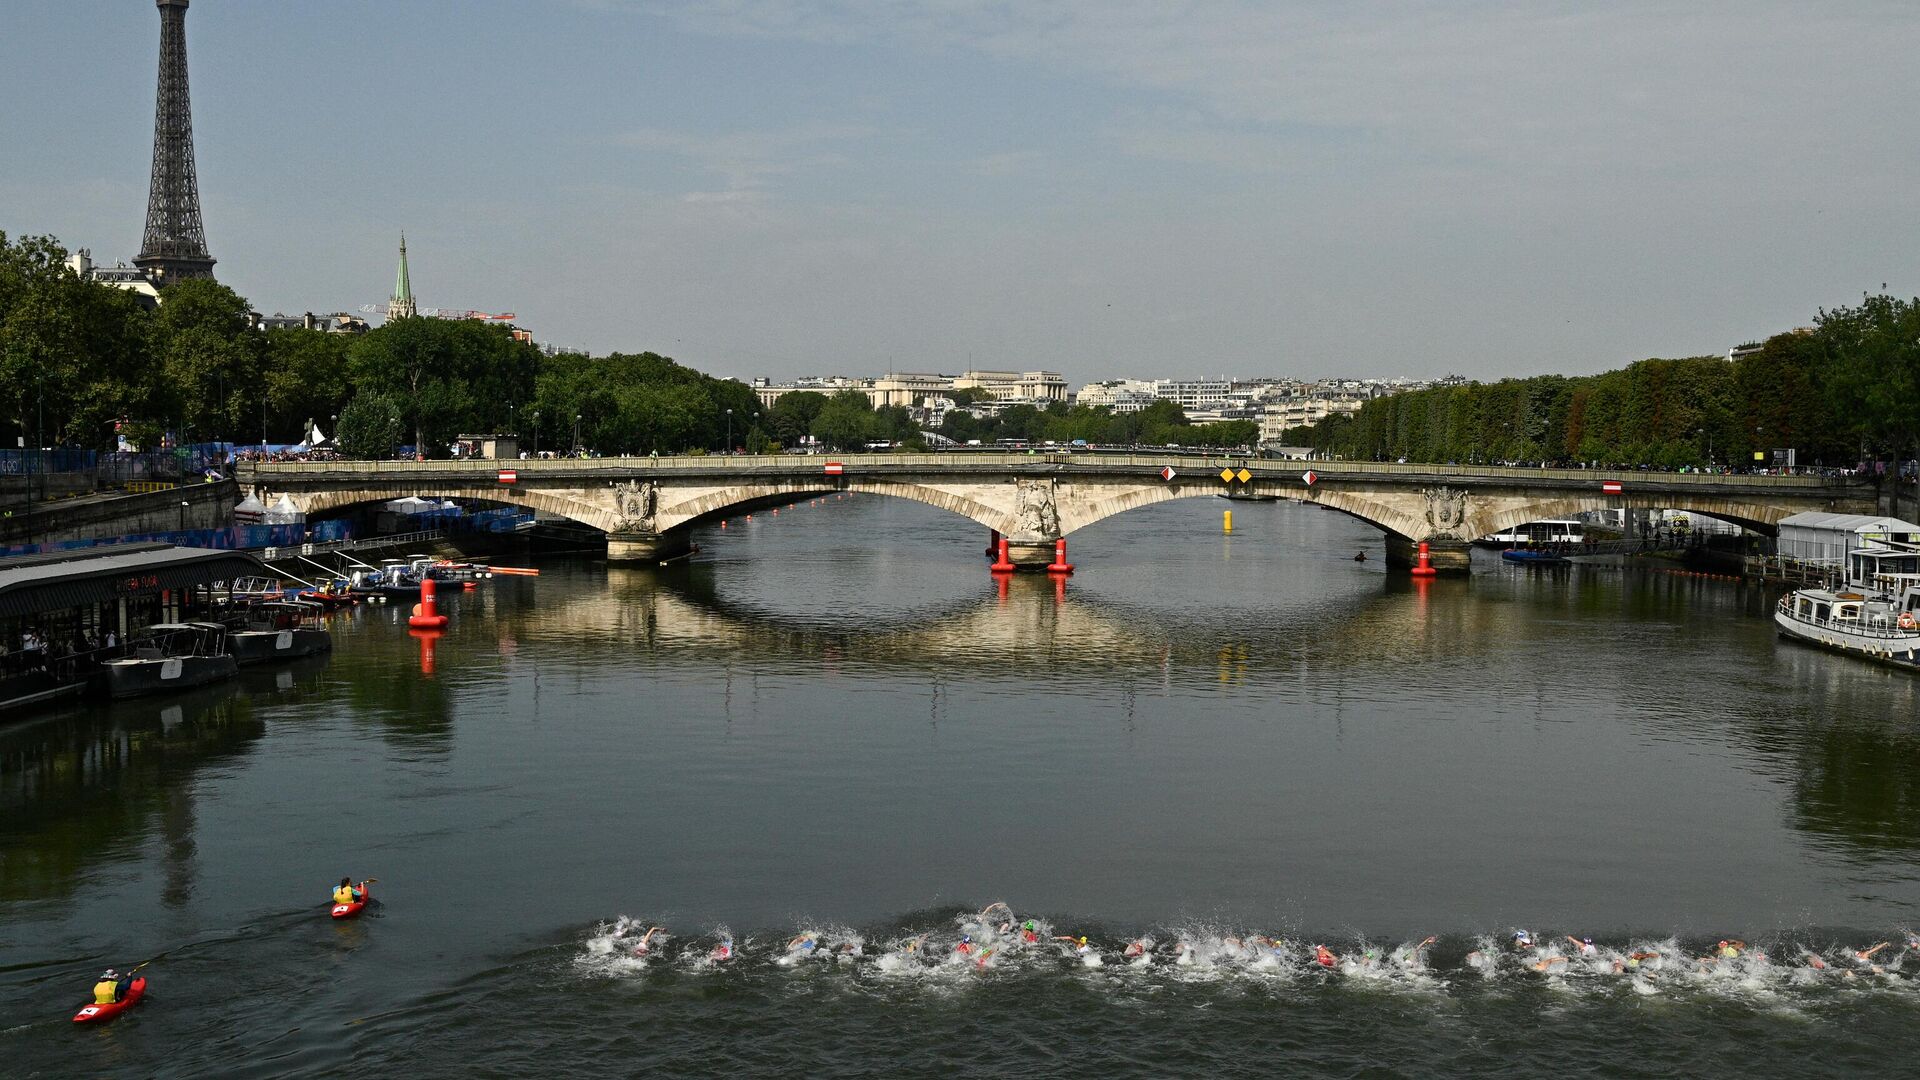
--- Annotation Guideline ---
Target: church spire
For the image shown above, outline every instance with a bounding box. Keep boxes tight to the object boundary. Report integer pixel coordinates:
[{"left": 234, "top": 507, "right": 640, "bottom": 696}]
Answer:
[{"left": 387, "top": 233, "right": 416, "bottom": 321}]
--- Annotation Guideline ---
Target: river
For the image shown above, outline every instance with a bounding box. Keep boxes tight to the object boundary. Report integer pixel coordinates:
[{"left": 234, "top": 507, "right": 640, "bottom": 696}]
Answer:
[{"left": 5, "top": 494, "right": 1920, "bottom": 1076}]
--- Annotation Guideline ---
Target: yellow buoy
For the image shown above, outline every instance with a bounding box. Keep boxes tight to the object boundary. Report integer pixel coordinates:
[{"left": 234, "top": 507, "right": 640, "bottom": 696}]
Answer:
[{"left": 1223, "top": 509, "right": 1232, "bottom": 534}]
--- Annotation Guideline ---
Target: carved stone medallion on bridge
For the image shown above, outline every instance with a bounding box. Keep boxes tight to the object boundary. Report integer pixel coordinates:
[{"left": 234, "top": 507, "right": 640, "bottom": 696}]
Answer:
[
  {"left": 612, "top": 479, "right": 659, "bottom": 533},
  {"left": 1013, "top": 478, "right": 1061, "bottom": 539},
  {"left": 1421, "top": 486, "right": 1469, "bottom": 539}
]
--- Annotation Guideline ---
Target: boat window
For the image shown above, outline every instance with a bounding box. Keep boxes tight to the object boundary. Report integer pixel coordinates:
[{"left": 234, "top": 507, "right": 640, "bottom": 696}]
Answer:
[{"left": 1813, "top": 602, "right": 1830, "bottom": 622}]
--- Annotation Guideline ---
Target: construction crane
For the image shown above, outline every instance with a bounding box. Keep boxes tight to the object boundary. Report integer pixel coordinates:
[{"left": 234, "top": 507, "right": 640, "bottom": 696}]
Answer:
[{"left": 358, "top": 305, "right": 518, "bottom": 322}]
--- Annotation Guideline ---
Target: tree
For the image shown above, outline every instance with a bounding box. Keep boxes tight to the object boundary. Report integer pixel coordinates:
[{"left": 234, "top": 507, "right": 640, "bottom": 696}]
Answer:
[
  {"left": 150, "top": 277, "right": 263, "bottom": 445},
  {"left": 335, "top": 391, "right": 405, "bottom": 459},
  {"left": 811, "top": 390, "right": 875, "bottom": 449},
  {"left": 348, "top": 318, "right": 538, "bottom": 456},
  {"left": 766, "top": 391, "right": 828, "bottom": 447},
  {"left": 263, "top": 329, "right": 350, "bottom": 445}
]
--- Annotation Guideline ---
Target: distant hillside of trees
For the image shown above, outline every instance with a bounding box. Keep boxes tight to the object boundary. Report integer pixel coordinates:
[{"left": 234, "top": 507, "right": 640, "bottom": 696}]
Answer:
[{"left": 1288, "top": 295, "right": 1920, "bottom": 475}]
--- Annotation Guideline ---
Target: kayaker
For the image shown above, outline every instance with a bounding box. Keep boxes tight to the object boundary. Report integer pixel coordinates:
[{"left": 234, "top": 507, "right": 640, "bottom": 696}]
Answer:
[
  {"left": 92, "top": 969, "right": 132, "bottom": 1005},
  {"left": 333, "top": 878, "right": 366, "bottom": 906}
]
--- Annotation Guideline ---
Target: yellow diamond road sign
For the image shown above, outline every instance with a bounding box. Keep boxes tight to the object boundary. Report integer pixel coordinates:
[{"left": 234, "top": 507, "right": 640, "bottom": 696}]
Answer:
[
  {"left": 1219, "top": 468, "right": 1235, "bottom": 484},
  {"left": 1235, "top": 468, "right": 1252, "bottom": 483}
]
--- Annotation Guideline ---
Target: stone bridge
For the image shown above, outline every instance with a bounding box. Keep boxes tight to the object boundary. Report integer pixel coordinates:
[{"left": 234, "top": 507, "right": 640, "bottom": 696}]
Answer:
[{"left": 235, "top": 453, "right": 1878, "bottom": 573}]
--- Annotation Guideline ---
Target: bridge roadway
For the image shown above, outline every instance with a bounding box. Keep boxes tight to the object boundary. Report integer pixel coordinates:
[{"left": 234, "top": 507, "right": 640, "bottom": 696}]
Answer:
[{"left": 236, "top": 453, "right": 1877, "bottom": 574}]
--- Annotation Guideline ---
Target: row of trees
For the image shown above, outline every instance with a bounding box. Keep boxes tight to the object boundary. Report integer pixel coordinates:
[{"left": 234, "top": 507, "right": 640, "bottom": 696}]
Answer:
[
  {"left": 0, "top": 232, "right": 757, "bottom": 457},
  {"left": 1289, "top": 295, "right": 1920, "bottom": 474},
  {"left": 0, "top": 232, "right": 1261, "bottom": 458}
]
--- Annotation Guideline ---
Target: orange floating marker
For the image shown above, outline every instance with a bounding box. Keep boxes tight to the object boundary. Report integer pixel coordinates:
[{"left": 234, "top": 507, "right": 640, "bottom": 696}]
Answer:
[
  {"left": 1046, "top": 537, "right": 1075, "bottom": 575},
  {"left": 990, "top": 537, "right": 1016, "bottom": 574},
  {"left": 1410, "top": 541, "right": 1437, "bottom": 577}
]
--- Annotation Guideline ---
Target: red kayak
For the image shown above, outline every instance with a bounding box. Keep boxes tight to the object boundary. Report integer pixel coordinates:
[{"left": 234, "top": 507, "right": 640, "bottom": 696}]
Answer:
[
  {"left": 330, "top": 884, "right": 371, "bottom": 919},
  {"left": 73, "top": 978, "right": 146, "bottom": 1024}
]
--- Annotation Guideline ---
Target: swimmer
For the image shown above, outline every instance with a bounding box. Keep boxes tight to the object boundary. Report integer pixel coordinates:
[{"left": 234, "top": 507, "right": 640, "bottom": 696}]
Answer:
[
  {"left": 1055, "top": 934, "right": 1094, "bottom": 958},
  {"left": 1123, "top": 938, "right": 1149, "bottom": 960},
  {"left": 955, "top": 934, "right": 975, "bottom": 956},
  {"left": 1397, "top": 936, "right": 1438, "bottom": 968},
  {"left": 709, "top": 937, "right": 735, "bottom": 962},
  {"left": 1700, "top": 939, "right": 1744, "bottom": 962},
  {"left": 1566, "top": 935, "right": 1599, "bottom": 959},
  {"left": 980, "top": 902, "right": 1015, "bottom": 935},
  {"left": 1510, "top": 930, "right": 1535, "bottom": 951},
  {"left": 837, "top": 941, "right": 863, "bottom": 960},
  {"left": 1614, "top": 950, "right": 1662, "bottom": 974},
  {"left": 1856, "top": 942, "right": 1891, "bottom": 963},
  {"left": 787, "top": 934, "right": 821, "bottom": 956},
  {"left": 1314, "top": 945, "right": 1337, "bottom": 969},
  {"left": 631, "top": 926, "right": 664, "bottom": 957}
]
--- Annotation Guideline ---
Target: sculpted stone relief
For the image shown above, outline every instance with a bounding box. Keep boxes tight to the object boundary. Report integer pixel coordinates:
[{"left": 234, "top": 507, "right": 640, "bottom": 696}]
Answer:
[
  {"left": 612, "top": 479, "right": 659, "bottom": 533},
  {"left": 1013, "top": 478, "right": 1062, "bottom": 538},
  {"left": 1421, "top": 485, "right": 1469, "bottom": 539}
]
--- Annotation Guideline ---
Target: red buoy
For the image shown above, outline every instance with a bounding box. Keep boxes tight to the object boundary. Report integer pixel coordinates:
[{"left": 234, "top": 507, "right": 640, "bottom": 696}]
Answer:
[
  {"left": 1410, "top": 541, "right": 1438, "bottom": 577},
  {"left": 408, "top": 576, "right": 450, "bottom": 629},
  {"left": 1046, "top": 537, "right": 1075, "bottom": 575},
  {"left": 990, "top": 537, "right": 1016, "bottom": 574}
]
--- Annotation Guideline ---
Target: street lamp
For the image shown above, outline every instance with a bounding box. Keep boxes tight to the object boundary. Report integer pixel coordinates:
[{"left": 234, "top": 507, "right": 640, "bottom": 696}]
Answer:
[
  {"left": 726, "top": 408, "right": 733, "bottom": 453},
  {"left": 532, "top": 411, "right": 540, "bottom": 456},
  {"left": 573, "top": 413, "right": 582, "bottom": 456},
  {"left": 178, "top": 499, "right": 190, "bottom": 534}
]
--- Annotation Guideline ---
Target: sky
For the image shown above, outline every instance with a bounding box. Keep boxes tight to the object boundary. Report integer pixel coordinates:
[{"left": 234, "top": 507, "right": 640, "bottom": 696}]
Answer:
[{"left": 3, "top": 2, "right": 1917, "bottom": 386}]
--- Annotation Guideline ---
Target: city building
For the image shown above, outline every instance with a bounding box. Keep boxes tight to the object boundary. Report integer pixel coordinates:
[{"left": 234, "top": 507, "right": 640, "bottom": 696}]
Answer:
[
  {"left": 66, "top": 250, "right": 162, "bottom": 307},
  {"left": 952, "top": 370, "right": 1068, "bottom": 402},
  {"left": 256, "top": 312, "right": 370, "bottom": 334},
  {"left": 1074, "top": 379, "right": 1158, "bottom": 412}
]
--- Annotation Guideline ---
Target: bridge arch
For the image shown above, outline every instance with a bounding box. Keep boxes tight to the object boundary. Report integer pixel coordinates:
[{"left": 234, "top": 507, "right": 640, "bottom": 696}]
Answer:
[{"left": 261, "top": 485, "right": 619, "bottom": 534}]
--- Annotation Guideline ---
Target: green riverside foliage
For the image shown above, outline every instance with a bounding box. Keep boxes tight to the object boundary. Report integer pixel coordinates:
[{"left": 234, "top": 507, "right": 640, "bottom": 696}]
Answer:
[
  {"left": 1294, "top": 300, "right": 1920, "bottom": 472},
  {"left": 0, "top": 233, "right": 756, "bottom": 458}
]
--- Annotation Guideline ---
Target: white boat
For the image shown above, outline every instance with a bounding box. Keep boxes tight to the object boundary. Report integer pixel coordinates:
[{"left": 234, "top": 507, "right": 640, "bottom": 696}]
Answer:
[
  {"left": 226, "top": 600, "right": 332, "bottom": 665},
  {"left": 1773, "top": 542, "right": 1920, "bottom": 669},
  {"left": 1478, "top": 519, "right": 1585, "bottom": 547},
  {"left": 103, "top": 622, "right": 240, "bottom": 699}
]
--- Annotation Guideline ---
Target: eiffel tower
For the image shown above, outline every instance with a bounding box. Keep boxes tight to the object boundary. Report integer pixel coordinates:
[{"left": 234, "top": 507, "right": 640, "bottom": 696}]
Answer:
[{"left": 134, "top": 0, "right": 216, "bottom": 282}]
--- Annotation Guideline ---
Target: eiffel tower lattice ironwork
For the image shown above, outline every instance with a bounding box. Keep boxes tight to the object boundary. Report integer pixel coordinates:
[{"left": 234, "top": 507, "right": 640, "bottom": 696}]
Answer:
[{"left": 135, "top": 0, "right": 216, "bottom": 282}]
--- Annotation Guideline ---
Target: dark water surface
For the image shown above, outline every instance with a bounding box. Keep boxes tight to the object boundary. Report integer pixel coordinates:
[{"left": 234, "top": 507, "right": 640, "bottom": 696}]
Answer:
[{"left": 6, "top": 495, "right": 1920, "bottom": 1077}]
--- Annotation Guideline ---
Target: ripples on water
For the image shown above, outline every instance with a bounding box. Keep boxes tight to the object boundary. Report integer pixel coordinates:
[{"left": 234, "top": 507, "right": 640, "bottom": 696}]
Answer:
[{"left": 6, "top": 495, "right": 1920, "bottom": 1076}]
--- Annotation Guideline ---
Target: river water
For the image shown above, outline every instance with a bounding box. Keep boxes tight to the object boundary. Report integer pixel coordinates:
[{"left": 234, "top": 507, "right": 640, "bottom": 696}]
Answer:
[{"left": 5, "top": 494, "right": 1920, "bottom": 1077}]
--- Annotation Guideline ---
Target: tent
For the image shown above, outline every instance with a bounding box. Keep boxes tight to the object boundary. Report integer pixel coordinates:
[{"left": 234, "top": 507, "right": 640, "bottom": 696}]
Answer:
[
  {"left": 264, "top": 495, "right": 306, "bottom": 525},
  {"left": 382, "top": 496, "right": 441, "bottom": 514},
  {"left": 231, "top": 493, "right": 267, "bottom": 524}
]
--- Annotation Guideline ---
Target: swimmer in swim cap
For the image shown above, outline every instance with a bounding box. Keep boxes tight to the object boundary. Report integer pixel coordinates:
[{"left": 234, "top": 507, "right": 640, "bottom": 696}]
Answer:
[
  {"left": 1511, "top": 930, "right": 1534, "bottom": 950},
  {"left": 1566, "top": 935, "right": 1598, "bottom": 958},
  {"left": 632, "top": 926, "right": 663, "bottom": 957},
  {"left": 1022, "top": 920, "right": 1039, "bottom": 944},
  {"left": 1314, "top": 945, "right": 1337, "bottom": 968},
  {"left": 710, "top": 938, "right": 734, "bottom": 961}
]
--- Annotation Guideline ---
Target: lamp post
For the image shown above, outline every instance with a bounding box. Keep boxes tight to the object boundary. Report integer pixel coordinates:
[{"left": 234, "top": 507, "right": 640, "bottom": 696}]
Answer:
[
  {"left": 726, "top": 408, "right": 733, "bottom": 454},
  {"left": 261, "top": 397, "right": 268, "bottom": 448},
  {"left": 532, "top": 411, "right": 540, "bottom": 456},
  {"left": 178, "top": 499, "right": 189, "bottom": 534},
  {"left": 573, "top": 413, "right": 582, "bottom": 456}
]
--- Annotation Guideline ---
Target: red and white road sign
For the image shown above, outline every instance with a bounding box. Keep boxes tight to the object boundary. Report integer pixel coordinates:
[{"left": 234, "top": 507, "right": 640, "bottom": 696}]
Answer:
[
  {"left": 1160, "top": 466, "right": 1177, "bottom": 481},
  {"left": 1301, "top": 470, "right": 1317, "bottom": 486},
  {"left": 1601, "top": 480, "right": 1623, "bottom": 494},
  {"left": 496, "top": 469, "right": 518, "bottom": 483},
  {"left": 823, "top": 462, "right": 844, "bottom": 476}
]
